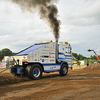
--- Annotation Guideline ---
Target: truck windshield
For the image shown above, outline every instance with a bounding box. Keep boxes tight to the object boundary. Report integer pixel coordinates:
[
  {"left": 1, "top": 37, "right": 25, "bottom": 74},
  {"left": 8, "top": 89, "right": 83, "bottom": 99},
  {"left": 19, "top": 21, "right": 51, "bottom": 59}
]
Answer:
[{"left": 66, "top": 47, "right": 71, "bottom": 54}]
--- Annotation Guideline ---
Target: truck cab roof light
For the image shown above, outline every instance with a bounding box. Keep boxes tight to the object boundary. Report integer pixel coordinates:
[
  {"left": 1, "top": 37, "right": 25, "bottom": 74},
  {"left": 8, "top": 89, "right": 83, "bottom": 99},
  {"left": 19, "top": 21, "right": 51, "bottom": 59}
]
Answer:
[
  {"left": 39, "top": 40, "right": 52, "bottom": 43},
  {"left": 63, "top": 42, "right": 68, "bottom": 44}
]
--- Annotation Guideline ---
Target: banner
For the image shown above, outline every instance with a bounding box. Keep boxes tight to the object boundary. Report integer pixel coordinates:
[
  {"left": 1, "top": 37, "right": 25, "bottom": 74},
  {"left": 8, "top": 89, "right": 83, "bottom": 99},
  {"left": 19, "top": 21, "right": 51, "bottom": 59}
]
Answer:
[
  {"left": 0, "top": 63, "right": 6, "bottom": 68},
  {"left": 80, "top": 61, "right": 84, "bottom": 65}
]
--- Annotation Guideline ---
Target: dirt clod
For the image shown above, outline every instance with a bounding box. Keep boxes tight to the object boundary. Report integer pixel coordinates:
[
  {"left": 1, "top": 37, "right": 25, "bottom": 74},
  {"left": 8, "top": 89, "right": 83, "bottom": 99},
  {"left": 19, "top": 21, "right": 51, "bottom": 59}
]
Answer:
[{"left": 0, "top": 73, "right": 30, "bottom": 85}]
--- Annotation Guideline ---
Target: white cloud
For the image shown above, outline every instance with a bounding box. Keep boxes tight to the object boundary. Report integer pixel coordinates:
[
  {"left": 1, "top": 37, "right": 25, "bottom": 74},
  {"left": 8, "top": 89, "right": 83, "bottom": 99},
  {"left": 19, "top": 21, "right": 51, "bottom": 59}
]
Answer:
[
  {"left": 0, "top": 0, "right": 100, "bottom": 57},
  {"left": 60, "top": 0, "right": 100, "bottom": 26}
]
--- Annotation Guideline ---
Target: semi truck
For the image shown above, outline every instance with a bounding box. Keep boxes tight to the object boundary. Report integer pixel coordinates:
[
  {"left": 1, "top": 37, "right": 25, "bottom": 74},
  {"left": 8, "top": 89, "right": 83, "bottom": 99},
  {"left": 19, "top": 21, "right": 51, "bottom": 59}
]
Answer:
[{"left": 10, "top": 40, "right": 72, "bottom": 80}]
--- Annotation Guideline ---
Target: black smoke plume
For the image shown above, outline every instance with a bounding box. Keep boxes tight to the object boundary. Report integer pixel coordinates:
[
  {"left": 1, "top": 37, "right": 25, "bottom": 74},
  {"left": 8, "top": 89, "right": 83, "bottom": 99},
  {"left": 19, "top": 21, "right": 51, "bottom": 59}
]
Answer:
[{"left": 12, "top": 0, "right": 61, "bottom": 41}]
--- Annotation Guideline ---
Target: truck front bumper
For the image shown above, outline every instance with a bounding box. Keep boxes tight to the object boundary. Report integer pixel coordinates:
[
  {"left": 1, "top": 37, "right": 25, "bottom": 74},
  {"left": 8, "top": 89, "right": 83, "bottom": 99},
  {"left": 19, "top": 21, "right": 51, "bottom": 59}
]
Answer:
[{"left": 10, "top": 66, "right": 24, "bottom": 74}]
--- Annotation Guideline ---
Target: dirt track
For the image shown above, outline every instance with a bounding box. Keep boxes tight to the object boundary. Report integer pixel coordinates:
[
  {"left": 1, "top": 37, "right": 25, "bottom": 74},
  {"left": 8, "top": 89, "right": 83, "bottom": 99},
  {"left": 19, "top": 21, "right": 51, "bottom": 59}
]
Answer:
[{"left": 0, "top": 68, "right": 100, "bottom": 100}]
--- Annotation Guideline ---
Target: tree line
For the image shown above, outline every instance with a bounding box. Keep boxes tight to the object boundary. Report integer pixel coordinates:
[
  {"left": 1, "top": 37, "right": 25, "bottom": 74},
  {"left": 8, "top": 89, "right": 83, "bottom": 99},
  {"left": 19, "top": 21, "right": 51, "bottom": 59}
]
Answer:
[
  {"left": 72, "top": 53, "right": 87, "bottom": 60},
  {"left": 72, "top": 52, "right": 100, "bottom": 60}
]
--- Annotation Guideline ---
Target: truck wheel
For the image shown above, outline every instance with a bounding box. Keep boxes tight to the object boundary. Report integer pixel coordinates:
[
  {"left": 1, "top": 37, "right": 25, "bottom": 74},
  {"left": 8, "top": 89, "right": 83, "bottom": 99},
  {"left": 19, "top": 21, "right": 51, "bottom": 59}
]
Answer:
[
  {"left": 30, "top": 64, "right": 42, "bottom": 80},
  {"left": 26, "top": 64, "right": 42, "bottom": 80},
  {"left": 60, "top": 64, "right": 68, "bottom": 76}
]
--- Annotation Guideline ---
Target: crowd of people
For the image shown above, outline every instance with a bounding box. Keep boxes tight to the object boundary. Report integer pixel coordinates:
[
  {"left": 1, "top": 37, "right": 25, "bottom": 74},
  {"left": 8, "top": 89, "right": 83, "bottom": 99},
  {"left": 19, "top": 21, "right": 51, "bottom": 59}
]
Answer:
[{"left": 1, "top": 58, "right": 10, "bottom": 68}]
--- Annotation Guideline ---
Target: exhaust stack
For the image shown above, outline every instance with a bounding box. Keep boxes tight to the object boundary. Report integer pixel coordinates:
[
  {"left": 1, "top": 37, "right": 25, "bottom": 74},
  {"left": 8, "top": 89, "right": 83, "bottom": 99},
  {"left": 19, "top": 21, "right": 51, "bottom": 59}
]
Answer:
[{"left": 56, "top": 39, "right": 61, "bottom": 63}]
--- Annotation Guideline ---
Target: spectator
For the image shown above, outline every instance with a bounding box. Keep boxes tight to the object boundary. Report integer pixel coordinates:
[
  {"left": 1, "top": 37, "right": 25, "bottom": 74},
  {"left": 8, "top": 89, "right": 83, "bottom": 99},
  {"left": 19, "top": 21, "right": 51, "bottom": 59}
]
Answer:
[
  {"left": 2, "top": 58, "right": 5, "bottom": 63},
  {"left": 77, "top": 61, "right": 80, "bottom": 67},
  {"left": 6, "top": 58, "right": 9, "bottom": 68},
  {"left": 87, "top": 60, "right": 89, "bottom": 66}
]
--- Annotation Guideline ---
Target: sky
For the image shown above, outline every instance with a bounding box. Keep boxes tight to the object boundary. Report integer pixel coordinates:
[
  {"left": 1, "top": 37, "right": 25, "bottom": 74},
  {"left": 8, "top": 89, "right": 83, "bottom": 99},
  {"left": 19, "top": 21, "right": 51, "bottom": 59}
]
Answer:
[{"left": 0, "top": 0, "right": 100, "bottom": 57}]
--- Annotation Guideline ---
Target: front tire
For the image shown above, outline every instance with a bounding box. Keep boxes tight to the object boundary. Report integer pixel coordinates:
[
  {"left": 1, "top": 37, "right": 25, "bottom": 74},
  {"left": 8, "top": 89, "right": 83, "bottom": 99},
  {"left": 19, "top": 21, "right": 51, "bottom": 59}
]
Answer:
[
  {"left": 60, "top": 64, "right": 68, "bottom": 76},
  {"left": 25, "top": 64, "right": 42, "bottom": 80}
]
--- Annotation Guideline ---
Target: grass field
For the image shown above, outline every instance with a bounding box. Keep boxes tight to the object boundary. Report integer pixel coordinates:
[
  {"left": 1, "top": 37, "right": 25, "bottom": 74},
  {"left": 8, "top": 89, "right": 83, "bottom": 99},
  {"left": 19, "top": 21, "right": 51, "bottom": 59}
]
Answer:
[{"left": 82, "top": 59, "right": 98, "bottom": 65}]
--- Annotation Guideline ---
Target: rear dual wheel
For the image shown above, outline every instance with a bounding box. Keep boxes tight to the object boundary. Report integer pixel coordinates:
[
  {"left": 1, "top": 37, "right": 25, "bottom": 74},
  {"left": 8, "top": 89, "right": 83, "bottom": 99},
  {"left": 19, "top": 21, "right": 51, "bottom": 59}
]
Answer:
[{"left": 25, "top": 64, "right": 42, "bottom": 80}]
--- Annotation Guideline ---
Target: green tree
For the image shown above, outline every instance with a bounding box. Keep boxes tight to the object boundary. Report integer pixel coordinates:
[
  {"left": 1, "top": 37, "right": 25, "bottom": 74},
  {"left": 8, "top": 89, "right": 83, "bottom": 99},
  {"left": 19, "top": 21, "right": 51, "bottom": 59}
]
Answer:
[
  {"left": 79, "top": 54, "right": 84, "bottom": 60},
  {"left": 0, "top": 48, "right": 14, "bottom": 60},
  {"left": 0, "top": 51, "right": 2, "bottom": 61},
  {"left": 72, "top": 53, "right": 86, "bottom": 60},
  {"left": 72, "top": 53, "right": 78, "bottom": 59},
  {"left": 90, "top": 55, "right": 93, "bottom": 59}
]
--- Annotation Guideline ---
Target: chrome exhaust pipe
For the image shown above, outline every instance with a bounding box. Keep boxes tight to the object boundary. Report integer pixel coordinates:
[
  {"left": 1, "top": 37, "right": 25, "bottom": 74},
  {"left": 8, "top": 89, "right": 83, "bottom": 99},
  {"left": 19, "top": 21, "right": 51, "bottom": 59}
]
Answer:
[{"left": 56, "top": 39, "right": 61, "bottom": 63}]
